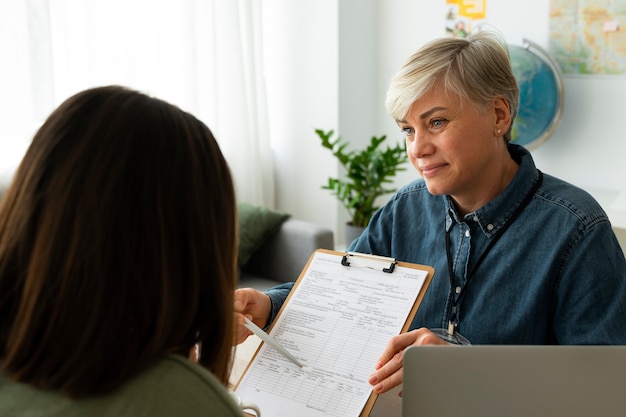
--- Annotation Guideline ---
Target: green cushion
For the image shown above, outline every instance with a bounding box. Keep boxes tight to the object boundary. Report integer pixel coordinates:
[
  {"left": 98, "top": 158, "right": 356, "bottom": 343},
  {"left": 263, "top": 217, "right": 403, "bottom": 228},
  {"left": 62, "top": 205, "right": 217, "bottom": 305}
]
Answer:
[{"left": 237, "top": 202, "right": 290, "bottom": 267}]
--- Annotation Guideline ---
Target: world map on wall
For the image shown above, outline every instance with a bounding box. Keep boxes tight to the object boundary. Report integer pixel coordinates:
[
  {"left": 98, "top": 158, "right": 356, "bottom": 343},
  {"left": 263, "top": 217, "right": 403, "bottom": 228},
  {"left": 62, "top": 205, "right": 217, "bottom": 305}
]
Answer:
[
  {"left": 550, "top": 0, "right": 626, "bottom": 75},
  {"left": 508, "top": 40, "right": 565, "bottom": 150}
]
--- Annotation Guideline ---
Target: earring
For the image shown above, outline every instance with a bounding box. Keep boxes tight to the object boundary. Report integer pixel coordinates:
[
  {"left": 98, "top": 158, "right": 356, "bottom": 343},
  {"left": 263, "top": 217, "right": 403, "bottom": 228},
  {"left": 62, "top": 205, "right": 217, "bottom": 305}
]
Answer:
[{"left": 496, "top": 129, "right": 502, "bottom": 135}]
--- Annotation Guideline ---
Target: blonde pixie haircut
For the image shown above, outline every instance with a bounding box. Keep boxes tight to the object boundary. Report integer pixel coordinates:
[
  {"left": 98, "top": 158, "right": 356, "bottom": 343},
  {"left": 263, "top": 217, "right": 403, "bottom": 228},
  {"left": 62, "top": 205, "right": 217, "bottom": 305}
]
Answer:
[{"left": 385, "top": 30, "right": 519, "bottom": 142}]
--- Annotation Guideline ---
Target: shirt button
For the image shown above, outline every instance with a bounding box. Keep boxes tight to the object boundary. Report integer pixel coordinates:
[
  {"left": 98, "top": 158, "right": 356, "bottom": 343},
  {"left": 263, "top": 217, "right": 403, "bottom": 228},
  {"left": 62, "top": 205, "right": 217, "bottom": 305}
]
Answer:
[
  {"left": 455, "top": 286, "right": 462, "bottom": 294},
  {"left": 487, "top": 224, "right": 494, "bottom": 231},
  {"left": 473, "top": 216, "right": 479, "bottom": 222},
  {"left": 464, "top": 230, "right": 470, "bottom": 237}
]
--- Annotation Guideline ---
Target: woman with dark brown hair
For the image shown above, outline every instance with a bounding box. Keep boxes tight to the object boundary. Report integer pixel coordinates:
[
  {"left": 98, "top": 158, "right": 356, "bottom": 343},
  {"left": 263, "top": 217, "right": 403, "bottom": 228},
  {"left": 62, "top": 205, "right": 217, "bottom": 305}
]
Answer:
[{"left": 0, "top": 86, "right": 243, "bottom": 416}]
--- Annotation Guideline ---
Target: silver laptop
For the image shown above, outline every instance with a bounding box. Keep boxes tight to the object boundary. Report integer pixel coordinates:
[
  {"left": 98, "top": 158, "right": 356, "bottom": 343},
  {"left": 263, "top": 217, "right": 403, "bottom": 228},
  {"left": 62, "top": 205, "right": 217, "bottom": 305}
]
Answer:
[{"left": 402, "top": 345, "right": 626, "bottom": 417}]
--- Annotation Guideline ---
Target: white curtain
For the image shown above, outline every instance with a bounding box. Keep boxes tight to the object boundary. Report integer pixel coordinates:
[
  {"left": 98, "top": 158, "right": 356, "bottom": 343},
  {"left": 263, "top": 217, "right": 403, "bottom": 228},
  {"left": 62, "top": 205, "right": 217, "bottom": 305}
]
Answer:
[{"left": 0, "top": 0, "right": 274, "bottom": 206}]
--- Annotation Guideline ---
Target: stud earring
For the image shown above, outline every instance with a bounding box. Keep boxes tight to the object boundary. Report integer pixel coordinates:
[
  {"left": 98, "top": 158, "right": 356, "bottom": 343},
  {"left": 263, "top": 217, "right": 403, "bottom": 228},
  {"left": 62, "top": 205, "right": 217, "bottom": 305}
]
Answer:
[{"left": 496, "top": 129, "right": 502, "bottom": 135}]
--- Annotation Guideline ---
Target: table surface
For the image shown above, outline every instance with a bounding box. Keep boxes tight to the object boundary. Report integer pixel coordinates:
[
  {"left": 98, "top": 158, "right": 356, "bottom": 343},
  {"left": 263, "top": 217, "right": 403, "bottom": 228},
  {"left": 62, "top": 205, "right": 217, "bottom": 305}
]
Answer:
[{"left": 231, "top": 336, "right": 402, "bottom": 417}]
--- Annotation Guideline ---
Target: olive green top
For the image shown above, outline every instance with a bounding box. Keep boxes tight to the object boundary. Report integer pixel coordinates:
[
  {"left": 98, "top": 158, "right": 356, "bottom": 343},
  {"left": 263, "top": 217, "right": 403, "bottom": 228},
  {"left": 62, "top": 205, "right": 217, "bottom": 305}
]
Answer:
[{"left": 0, "top": 354, "right": 243, "bottom": 417}]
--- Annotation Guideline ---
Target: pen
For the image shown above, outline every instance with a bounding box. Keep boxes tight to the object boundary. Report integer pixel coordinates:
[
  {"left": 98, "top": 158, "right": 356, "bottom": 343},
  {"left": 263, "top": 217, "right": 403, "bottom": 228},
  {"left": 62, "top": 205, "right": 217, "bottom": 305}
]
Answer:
[{"left": 243, "top": 317, "right": 304, "bottom": 368}]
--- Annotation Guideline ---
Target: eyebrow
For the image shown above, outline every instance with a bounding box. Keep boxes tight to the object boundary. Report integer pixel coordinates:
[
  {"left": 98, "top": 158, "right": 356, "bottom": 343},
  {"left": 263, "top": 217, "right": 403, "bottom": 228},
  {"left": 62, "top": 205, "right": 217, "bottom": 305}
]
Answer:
[
  {"left": 419, "top": 106, "right": 447, "bottom": 120},
  {"left": 397, "top": 106, "right": 448, "bottom": 124}
]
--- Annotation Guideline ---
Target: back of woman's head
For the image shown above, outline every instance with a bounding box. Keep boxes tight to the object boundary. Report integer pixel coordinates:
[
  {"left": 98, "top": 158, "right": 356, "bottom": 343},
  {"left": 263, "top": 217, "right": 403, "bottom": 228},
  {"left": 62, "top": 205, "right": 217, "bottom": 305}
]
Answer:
[
  {"left": 0, "top": 85, "right": 237, "bottom": 397},
  {"left": 386, "top": 30, "right": 519, "bottom": 142}
]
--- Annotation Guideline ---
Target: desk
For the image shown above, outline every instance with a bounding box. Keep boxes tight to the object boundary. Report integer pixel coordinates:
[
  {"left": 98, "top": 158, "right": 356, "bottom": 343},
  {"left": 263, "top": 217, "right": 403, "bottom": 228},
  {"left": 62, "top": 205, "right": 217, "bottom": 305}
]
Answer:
[{"left": 230, "top": 336, "right": 402, "bottom": 417}]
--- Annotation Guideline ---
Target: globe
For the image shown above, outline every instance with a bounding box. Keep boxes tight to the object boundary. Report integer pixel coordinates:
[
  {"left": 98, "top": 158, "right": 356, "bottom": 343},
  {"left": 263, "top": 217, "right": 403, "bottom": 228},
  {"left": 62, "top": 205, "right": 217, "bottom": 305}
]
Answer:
[{"left": 508, "top": 39, "right": 565, "bottom": 150}]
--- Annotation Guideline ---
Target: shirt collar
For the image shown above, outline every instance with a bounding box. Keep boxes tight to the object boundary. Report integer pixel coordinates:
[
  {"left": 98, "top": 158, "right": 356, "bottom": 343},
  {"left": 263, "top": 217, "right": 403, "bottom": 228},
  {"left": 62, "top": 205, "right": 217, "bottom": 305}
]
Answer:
[{"left": 445, "top": 144, "right": 541, "bottom": 237}]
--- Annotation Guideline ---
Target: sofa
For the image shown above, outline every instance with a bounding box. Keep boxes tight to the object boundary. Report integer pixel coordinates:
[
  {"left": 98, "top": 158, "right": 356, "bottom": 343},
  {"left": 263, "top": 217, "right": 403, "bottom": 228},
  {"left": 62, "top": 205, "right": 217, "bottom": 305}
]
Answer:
[{"left": 239, "top": 218, "right": 334, "bottom": 291}]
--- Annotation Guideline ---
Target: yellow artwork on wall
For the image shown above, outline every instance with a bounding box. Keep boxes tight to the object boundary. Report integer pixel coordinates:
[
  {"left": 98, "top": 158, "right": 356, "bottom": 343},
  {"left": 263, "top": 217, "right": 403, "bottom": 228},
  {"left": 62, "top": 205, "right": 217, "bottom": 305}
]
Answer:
[{"left": 445, "top": 0, "right": 487, "bottom": 38}]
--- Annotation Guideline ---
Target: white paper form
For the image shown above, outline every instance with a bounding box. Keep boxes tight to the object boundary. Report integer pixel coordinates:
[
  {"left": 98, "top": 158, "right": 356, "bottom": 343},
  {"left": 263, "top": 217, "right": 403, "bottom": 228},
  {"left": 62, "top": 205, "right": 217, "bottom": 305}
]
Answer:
[{"left": 234, "top": 250, "right": 428, "bottom": 417}]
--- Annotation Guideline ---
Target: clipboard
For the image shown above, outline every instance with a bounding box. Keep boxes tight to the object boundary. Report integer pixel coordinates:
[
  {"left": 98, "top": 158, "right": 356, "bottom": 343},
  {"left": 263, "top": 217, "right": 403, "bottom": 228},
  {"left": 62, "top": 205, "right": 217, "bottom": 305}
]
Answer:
[{"left": 234, "top": 248, "right": 434, "bottom": 417}]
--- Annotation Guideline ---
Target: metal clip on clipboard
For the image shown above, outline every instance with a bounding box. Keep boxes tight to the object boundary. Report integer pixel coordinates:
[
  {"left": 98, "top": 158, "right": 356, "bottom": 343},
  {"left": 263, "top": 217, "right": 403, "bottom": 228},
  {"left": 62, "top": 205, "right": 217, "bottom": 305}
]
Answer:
[{"left": 341, "top": 251, "right": 397, "bottom": 273}]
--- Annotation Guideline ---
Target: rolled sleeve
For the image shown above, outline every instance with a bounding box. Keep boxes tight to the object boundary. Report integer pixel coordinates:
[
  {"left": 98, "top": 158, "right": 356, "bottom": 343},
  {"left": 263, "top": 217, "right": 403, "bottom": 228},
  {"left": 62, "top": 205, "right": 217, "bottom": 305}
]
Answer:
[{"left": 263, "top": 282, "right": 294, "bottom": 330}]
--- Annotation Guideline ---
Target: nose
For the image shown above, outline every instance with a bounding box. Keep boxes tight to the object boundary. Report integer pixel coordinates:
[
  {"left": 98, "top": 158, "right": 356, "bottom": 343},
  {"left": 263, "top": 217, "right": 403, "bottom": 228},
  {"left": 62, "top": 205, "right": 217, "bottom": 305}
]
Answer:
[{"left": 406, "top": 129, "right": 429, "bottom": 159}]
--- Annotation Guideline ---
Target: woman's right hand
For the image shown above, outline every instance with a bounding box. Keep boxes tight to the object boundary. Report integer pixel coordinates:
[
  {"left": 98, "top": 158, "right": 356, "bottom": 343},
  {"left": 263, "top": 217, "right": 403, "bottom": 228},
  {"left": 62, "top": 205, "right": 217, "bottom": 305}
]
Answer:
[{"left": 233, "top": 288, "right": 272, "bottom": 345}]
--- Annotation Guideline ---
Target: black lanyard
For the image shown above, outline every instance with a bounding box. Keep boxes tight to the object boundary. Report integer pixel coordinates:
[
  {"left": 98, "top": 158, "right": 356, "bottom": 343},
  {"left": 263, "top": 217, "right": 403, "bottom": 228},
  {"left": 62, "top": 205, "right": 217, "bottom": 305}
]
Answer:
[{"left": 445, "top": 170, "right": 543, "bottom": 334}]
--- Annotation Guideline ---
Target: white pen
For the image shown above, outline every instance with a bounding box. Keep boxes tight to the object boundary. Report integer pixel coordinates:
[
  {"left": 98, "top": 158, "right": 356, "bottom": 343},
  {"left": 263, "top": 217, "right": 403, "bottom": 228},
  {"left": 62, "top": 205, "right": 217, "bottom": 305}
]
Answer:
[{"left": 243, "top": 317, "right": 304, "bottom": 368}]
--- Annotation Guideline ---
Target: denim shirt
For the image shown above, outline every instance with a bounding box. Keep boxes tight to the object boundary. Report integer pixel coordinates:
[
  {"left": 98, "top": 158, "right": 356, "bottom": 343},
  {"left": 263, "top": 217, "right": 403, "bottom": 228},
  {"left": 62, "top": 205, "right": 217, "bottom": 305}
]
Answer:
[{"left": 266, "top": 144, "right": 626, "bottom": 344}]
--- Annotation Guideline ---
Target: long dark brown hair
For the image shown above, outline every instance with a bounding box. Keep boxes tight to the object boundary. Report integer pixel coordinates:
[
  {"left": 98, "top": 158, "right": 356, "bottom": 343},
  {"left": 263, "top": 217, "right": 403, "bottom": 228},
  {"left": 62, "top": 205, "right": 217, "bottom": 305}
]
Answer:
[{"left": 0, "top": 85, "right": 237, "bottom": 397}]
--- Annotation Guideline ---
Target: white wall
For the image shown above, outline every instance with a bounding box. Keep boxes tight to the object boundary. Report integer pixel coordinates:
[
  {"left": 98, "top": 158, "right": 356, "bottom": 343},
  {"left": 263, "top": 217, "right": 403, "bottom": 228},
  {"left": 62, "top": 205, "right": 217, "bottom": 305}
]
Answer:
[{"left": 266, "top": 0, "right": 626, "bottom": 246}]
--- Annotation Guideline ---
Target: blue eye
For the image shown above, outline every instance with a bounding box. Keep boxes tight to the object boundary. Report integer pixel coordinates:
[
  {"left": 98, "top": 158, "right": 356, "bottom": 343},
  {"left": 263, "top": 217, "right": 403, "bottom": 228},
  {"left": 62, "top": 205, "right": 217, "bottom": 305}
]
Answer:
[
  {"left": 402, "top": 127, "right": 414, "bottom": 137},
  {"left": 431, "top": 119, "right": 447, "bottom": 129}
]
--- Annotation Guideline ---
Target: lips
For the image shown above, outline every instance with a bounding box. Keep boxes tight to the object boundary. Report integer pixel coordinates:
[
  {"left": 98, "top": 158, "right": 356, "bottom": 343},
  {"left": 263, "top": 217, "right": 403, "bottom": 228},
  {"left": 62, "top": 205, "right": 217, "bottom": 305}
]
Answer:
[{"left": 419, "top": 163, "right": 447, "bottom": 178}]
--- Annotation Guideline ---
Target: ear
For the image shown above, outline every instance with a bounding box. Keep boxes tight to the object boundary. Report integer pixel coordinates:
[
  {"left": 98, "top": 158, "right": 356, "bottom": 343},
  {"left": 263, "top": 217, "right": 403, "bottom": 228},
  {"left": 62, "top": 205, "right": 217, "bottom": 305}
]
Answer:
[{"left": 493, "top": 97, "right": 511, "bottom": 134}]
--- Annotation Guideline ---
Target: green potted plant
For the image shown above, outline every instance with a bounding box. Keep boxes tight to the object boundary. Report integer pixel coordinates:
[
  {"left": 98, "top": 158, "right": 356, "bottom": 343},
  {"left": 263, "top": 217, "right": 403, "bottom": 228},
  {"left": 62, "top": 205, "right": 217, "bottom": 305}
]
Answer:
[{"left": 315, "top": 128, "right": 409, "bottom": 241}]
